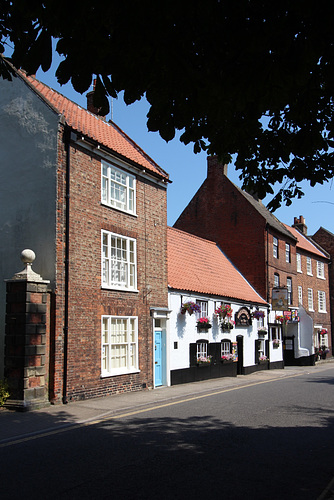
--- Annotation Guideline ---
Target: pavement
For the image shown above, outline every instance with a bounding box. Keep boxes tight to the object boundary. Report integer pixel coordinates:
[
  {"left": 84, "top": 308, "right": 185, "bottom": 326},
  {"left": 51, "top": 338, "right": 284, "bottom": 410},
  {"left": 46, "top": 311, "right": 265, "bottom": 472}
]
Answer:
[{"left": 1, "top": 358, "right": 333, "bottom": 446}]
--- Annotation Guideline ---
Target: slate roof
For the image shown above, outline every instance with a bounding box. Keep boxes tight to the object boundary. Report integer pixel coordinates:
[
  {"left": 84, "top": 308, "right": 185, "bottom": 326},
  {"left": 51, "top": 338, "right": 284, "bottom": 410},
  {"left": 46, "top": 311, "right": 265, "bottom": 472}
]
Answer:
[
  {"left": 17, "top": 71, "right": 169, "bottom": 180},
  {"left": 168, "top": 226, "right": 267, "bottom": 304},
  {"left": 283, "top": 224, "right": 329, "bottom": 259}
]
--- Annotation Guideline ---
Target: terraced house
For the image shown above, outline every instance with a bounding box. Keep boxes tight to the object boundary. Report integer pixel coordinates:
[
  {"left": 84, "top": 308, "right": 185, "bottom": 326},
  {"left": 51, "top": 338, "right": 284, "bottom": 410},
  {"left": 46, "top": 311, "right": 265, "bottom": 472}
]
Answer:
[
  {"left": 0, "top": 62, "right": 169, "bottom": 407},
  {"left": 174, "top": 156, "right": 325, "bottom": 365},
  {"left": 287, "top": 218, "right": 331, "bottom": 360}
]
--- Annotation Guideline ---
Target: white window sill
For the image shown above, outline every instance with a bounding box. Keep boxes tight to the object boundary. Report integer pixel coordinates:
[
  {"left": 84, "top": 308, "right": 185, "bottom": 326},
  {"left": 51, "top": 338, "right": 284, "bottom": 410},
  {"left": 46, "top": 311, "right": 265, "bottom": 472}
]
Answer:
[
  {"left": 101, "top": 201, "right": 138, "bottom": 217},
  {"left": 307, "top": 273, "right": 313, "bottom": 277},
  {"left": 318, "top": 310, "right": 327, "bottom": 314},
  {"left": 102, "top": 285, "right": 139, "bottom": 293},
  {"left": 317, "top": 276, "right": 326, "bottom": 280},
  {"left": 101, "top": 369, "right": 140, "bottom": 378},
  {"left": 308, "top": 309, "right": 314, "bottom": 312}
]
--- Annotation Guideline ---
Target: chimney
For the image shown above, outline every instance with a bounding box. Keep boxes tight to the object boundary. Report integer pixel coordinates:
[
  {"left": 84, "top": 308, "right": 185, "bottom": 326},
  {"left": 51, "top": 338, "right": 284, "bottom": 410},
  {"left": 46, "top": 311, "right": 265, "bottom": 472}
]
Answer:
[
  {"left": 293, "top": 215, "right": 308, "bottom": 235},
  {"left": 207, "top": 155, "right": 228, "bottom": 179},
  {"left": 86, "top": 79, "right": 105, "bottom": 119}
]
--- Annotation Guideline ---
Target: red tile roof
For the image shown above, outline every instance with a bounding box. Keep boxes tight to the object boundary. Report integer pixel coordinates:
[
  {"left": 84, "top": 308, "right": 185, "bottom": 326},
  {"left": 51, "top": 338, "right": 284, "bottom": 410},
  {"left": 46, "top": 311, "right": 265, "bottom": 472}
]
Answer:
[
  {"left": 18, "top": 72, "right": 169, "bottom": 180},
  {"left": 168, "top": 227, "right": 267, "bottom": 304},
  {"left": 283, "top": 224, "right": 329, "bottom": 259}
]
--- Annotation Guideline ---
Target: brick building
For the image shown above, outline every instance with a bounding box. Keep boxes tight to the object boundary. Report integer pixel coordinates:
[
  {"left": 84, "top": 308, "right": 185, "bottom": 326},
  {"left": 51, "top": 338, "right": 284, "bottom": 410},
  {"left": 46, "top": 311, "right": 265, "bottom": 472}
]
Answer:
[
  {"left": 312, "top": 226, "right": 334, "bottom": 356},
  {"left": 284, "top": 219, "right": 331, "bottom": 358},
  {"left": 174, "top": 156, "right": 317, "bottom": 364},
  {"left": 0, "top": 64, "right": 169, "bottom": 403}
]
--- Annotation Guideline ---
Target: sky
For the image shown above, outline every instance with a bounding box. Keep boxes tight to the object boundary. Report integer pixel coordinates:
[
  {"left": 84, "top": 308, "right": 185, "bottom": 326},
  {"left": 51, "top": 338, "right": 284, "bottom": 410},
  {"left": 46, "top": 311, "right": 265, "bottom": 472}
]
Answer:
[{"left": 14, "top": 53, "right": 334, "bottom": 236}]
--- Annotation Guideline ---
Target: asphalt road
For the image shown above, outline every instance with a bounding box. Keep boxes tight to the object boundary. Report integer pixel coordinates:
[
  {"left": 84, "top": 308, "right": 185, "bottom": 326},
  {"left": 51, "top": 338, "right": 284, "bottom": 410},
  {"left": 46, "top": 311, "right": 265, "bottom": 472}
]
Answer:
[{"left": 1, "top": 366, "right": 334, "bottom": 500}]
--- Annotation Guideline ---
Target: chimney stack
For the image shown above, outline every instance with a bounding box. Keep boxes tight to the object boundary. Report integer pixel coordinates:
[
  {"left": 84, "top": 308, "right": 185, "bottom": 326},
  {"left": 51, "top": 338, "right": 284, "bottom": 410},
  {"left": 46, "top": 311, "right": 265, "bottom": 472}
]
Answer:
[
  {"left": 293, "top": 215, "right": 308, "bottom": 235},
  {"left": 86, "top": 79, "right": 105, "bottom": 119},
  {"left": 207, "top": 155, "right": 228, "bottom": 179}
]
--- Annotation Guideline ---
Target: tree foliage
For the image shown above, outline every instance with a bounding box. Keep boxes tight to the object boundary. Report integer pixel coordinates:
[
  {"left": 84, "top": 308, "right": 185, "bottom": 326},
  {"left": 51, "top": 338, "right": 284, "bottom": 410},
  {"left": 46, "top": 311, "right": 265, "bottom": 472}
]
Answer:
[{"left": 1, "top": 0, "right": 334, "bottom": 209}]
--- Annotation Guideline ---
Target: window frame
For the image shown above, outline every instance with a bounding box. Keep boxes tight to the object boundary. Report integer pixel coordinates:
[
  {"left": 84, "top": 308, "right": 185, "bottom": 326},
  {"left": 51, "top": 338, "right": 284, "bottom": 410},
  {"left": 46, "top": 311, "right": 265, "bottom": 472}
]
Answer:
[
  {"left": 196, "top": 341, "right": 208, "bottom": 360},
  {"left": 270, "top": 326, "right": 281, "bottom": 341},
  {"left": 306, "top": 257, "right": 313, "bottom": 276},
  {"left": 285, "top": 243, "right": 291, "bottom": 263},
  {"left": 316, "top": 261, "right": 325, "bottom": 279},
  {"left": 196, "top": 300, "right": 208, "bottom": 319},
  {"left": 298, "top": 286, "right": 303, "bottom": 306},
  {"left": 318, "top": 291, "right": 327, "bottom": 313},
  {"left": 273, "top": 237, "right": 278, "bottom": 259},
  {"left": 296, "top": 253, "right": 302, "bottom": 273},
  {"left": 221, "top": 340, "right": 231, "bottom": 357},
  {"left": 308, "top": 288, "right": 314, "bottom": 311},
  {"left": 101, "top": 160, "right": 136, "bottom": 215},
  {"left": 319, "top": 333, "right": 328, "bottom": 347},
  {"left": 286, "top": 277, "right": 292, "bottom": 306},
  {"left": 101, "top": 315, "right": 139, "bottom": 377},
  {"left": 274, "top": 273, "right": 280, "bottom": 288},
  {"left": 102, "top": 230, "right": 137, "bottom": 291}
]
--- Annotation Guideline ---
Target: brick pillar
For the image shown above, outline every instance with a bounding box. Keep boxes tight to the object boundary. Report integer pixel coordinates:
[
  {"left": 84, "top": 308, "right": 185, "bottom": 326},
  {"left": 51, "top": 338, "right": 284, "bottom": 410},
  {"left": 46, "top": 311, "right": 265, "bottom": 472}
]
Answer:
[{"left": 4, "top": 249, "right": 50, "bottom": 411}]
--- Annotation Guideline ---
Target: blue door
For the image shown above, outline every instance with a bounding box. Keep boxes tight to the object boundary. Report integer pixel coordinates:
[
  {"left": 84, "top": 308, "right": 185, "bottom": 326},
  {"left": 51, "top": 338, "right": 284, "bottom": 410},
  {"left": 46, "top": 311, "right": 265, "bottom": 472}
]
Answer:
[{"left": 154, "top": 331, "right": 162, "bottom": 386}]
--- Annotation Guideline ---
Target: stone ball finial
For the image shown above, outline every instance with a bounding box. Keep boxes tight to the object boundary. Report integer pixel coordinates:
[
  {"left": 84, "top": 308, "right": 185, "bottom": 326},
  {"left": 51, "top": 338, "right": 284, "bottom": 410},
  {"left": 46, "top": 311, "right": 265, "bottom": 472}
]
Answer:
[{"left": 21, "top": 249, "right": 36, "bottom": 265}]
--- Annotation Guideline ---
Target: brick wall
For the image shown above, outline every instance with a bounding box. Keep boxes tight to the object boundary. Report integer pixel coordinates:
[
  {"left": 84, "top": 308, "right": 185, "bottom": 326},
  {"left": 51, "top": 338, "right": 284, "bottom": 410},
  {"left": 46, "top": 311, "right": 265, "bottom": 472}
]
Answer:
[
  {"left": 312, "top": 228, "right": 334, "bottom": 351},
  {"left": 174, "top": 156, "right": 297, "bottom": 304},
  {"left": 267, "top": 231, "right": 298, "bottom": 307},
  {"left": 52, "top": 127, "right": 168, "bottom": 402}
]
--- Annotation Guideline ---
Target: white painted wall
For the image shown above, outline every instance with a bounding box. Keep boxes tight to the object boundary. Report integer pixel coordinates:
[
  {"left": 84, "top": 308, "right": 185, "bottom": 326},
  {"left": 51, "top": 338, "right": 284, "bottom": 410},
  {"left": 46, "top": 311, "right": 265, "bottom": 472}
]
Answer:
[
  {"left": 168, "top": 291, "right": 272, "bottom": 369},
  {"left": 0, "top": 75, "right": 59, "bottom": 376}
]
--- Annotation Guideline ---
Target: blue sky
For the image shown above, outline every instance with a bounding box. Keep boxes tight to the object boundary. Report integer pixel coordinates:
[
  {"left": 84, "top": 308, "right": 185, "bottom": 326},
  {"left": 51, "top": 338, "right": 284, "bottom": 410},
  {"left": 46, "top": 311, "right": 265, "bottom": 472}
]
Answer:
[{"left": 18, "top": 55, "right": 334, "bottom": 236}]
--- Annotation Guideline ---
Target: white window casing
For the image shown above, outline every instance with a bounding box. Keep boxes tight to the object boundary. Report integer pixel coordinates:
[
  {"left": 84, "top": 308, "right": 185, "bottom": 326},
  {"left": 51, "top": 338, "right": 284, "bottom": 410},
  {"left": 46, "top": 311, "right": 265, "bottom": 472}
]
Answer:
[
  {"left": 307, "top": 257, "right": 312, "bottom": 276},
  {"left": 285, "top": 243, "right": 291, "bottom": 263},
  {"left": 102, "top": 230, "right": 137, "bottom": 291},
  {"left": 317, "top": 261, "right": 325, "bottom": 279},
  {"left": 102, "top": 161, "right": 136, "bottom": 215},
  {"left": 296, "top": 253, "right": 302, "bottom": 272},
  {"left": 197, "top": 342, "right": 208, "bottom": 359},
  {"left": 318, "top": 291, "right": 326, "bottom": 313},
  {"left": 308, "top": 288, "right": 314, "bottom": 311},
  {"left": 273, "top": 237, "right": 278, "bottom": 258},
  {"left": 101, "top": 316, "right": 138, "bottom": 376},
  {"left": 298, "top": 286, "right": 303, "bottom": 306}
]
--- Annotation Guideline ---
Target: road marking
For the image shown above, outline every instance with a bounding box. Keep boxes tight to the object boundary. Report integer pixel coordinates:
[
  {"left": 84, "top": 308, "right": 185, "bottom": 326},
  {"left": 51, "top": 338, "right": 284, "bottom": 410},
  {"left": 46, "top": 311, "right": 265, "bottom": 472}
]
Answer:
[{"left": 0, "top": 371, "right": 304, "bottom": 448}]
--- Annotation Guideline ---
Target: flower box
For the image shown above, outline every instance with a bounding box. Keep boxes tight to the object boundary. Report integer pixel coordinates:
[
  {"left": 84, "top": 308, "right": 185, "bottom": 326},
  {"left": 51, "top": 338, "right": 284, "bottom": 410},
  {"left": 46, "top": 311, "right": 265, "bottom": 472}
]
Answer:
[
  {"left": 197, "top": 355, "right": 212, "bottom": 366},
  {"left": 196, "top": 317, "right": 212, "bottom": 330},
  {"left": 221, "top": 321, "right": 234, "bottom": 332}
]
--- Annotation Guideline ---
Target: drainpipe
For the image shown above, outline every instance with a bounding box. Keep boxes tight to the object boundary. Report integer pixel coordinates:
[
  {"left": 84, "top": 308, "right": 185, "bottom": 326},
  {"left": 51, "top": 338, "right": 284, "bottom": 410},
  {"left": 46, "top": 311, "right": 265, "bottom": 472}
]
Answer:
[
  {"left": 62, "top": 128, "right": 71, "bottom": 404},
  {"left": 266, "top": 224, "right": 270, "bottom": 303}
]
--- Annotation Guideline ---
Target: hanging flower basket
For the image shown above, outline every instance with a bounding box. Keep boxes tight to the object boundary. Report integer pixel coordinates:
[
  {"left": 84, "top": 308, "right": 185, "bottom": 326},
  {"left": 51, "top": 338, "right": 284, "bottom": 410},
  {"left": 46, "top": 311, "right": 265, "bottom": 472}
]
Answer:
[
  {"left": 258, "top": 327, "right": 268, "bottom": 335},
  {"left": 180, "top": 301, "right": 201, "bottom": 316},
  {"left": 196, "top": 317, "right": 212, "bottom": 329},
  {"left": 253, "top": 310, "right": 265, "bottom": 320},
  {"left": 319, "top": 329, "right": 328, "bottom": 335},
  {"left": 215, "top": 304, "right": 233, "bottom": 320}
]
